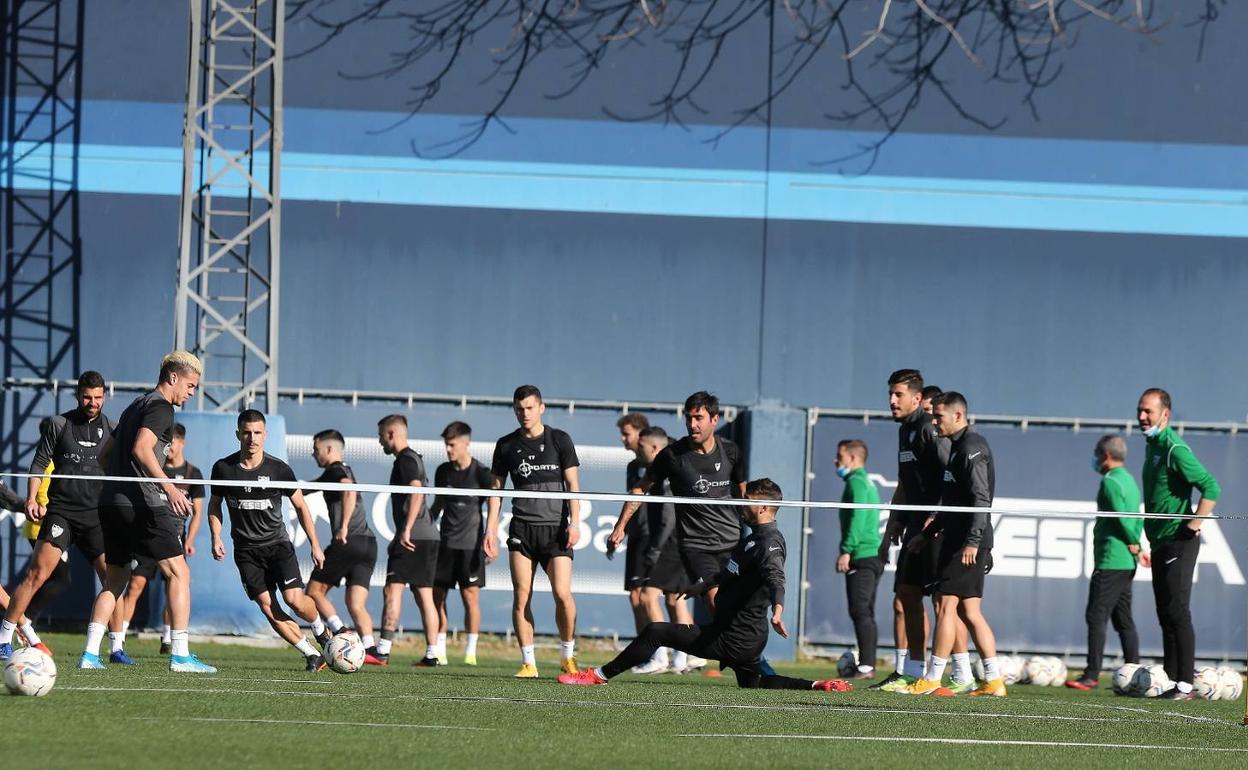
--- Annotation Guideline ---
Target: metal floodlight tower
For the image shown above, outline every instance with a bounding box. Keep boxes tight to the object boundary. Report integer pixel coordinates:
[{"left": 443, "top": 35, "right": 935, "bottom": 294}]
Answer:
[{"left": 175, "top": 0, "right": 283, "bottom": 413}]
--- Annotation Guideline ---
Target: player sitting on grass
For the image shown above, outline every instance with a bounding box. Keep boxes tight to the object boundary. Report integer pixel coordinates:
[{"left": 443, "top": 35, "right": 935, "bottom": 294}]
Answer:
[{"left": 559, "top": 478, "right": 850, "bottom": 692}]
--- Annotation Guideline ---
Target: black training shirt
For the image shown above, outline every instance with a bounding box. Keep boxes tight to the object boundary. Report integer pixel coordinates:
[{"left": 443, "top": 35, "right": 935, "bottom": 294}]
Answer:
[
  {"left": 32, "top": 408, "right": 114, "bottom": 514},
  {"left": 432, "top": 458, "right": 493, "bottom": 549},
  {"left": 491, "top": 427, "right": 579, "bottom": 526},
  {"left": 210, "top": 452, "right": 297, "bottom": 548},
  {"left": 102, "top": 390, "right": 175, "bottom": 510},
  {"left": 646, "top": 436, "right": 745, "bottom": 552}
]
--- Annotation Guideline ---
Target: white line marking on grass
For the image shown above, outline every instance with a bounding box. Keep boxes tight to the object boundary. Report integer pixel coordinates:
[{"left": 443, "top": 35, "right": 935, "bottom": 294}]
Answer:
[
  {"left": 678, "top": 734, "right": 1248, "bottom": 753},
  {"left": 127, "top": 716, "right": 492, "bottom": 731},
  {"left": 105, "top": 675, "right": 336, "bottom": 686},
  {"left": 62, "top": 686, "right": 335, "bottom": 698},
  {"left": 1165, "top": 711, "right": 1228, "bottom": 724}
]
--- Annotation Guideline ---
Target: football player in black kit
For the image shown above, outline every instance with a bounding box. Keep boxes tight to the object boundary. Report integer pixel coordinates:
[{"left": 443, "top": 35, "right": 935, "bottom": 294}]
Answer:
[
  {"left": 905, "top": 392, "right": 1006, "bottom": 697},
  {"left": 485, "top": 385, "right": 582, "bottom": 678},
  {"left": 560, "top": 478, "right": 849, "bottom": 692},
  {"left": 209, "top": 410, "right": 331, "bottom": 672},
  {"left": 0, "top": 371, "right": 113, "bottom": 662},
  {"left": 609, "top": 391, "right": 746, "bottom": 610}
]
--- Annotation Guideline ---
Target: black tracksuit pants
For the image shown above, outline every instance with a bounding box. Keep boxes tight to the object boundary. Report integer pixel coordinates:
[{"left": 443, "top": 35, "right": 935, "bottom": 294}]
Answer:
[
  {"left": 601, "top": 622, "right": 814, "bottom": 689},
  {"left": 1082, "top": 568, "right": 1138, "bottom": 679}
]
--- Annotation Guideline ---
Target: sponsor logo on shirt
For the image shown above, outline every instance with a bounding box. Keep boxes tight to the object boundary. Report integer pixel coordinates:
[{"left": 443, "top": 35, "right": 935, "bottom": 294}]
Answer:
[
  {"left": 238, "top": 499, "right": 273, "bottom": 510},
  {"left": 898, "top": 450, "right": 917, "bottom": 463},
  {"left": 726, "top": 558, "right": 739, "bottom": 575},
  {"left": 943, "top": 470, "right": 955, "bottom": 482},
  {"left": 692, "top": 475, "right": 730, "bottom": 495},
  {"left": 517, "top": 458, "right": 560, "bottom": 479}
]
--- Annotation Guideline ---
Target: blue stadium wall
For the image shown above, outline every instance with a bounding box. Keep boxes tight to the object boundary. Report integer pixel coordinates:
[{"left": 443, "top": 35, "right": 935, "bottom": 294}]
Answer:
[{"left": 3, "top": 3, "right": 1246, "bottom": 658}]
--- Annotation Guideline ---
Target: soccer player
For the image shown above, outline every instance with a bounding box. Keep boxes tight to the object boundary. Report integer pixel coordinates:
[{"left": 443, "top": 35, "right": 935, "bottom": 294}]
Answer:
[
  {"left": 113, "top": 422, "right": 206, "bottom": 659},
  {"left": 94, "top": 351, "right": 214, "bottom": 672},
  {"left": 208, "top": 410, "right": 330, "bottom": 672},
  {"left": 834, "top": 439, "right": 883, "bottom": 679},
  {"left": 1067, "top": 435, "right": 1142, "bottom": 690},
  {"left": 560, "top": 478, "right": 849, "bottom": 692},
  {"left": 609, "top": 391, "right": 746, "bottom": 612},
  {"left": 376, "top": 414, "right": 441, "bottom": 666},
  {"left": 905, "top": 392, "right": 1006, "bottom": 697},
  {"left": 0, "top": 371, "right": 113, "bottom": 662},
  {"left": 920, "top": 386, "right": 942, "bottom": 414},
  {"left": 484, "top": 385, "right": 582, "bottom": 678},
  {"left": 1136, "top": 388, "right": 1220, "bottom": 700},
  {"left": 615, "top": 412, "right": 665, "bottom": 671},
  {"left": 305, "top": 429, "right": 381, "bottom": 664},
  {"left": 430, "top": 421, "right": 493, "bottom": 666}
]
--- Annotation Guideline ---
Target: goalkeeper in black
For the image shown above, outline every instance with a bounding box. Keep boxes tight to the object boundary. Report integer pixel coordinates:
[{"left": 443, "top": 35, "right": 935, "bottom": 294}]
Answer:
[{"left": 558, "top": 478, "right": 849, "bottom": 692}]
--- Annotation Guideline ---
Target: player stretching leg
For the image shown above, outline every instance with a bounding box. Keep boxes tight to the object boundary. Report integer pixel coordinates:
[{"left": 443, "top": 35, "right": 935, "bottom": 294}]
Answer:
[
  {"left": 485, "top": 385, "right": 582, "bottom": 678},
  {"left": 209, "top": 410, "right": 329, "bottom": 671},
  {"left": 561, "top": 479, "right": 849, "bottom": 693}
]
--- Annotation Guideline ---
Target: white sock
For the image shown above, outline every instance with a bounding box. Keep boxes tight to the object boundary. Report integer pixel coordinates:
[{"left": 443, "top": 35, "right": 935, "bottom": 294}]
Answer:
[
  {"left": 122, "top": 620, "right": 129, "bottom": 634},
  {"left": 19, "top": 622, "right": 40, "bottom": 646},
  {"left": 672, "top": 650, "right": 688, "bottom": 670},
  {"left": 295, "top": 638, "right": 317, "bottom": 657},
  {"left": 1177, "top": 681, "right": 1193, "bottom": 694},
  {"left": 951, "top": 652, "right": 971, "bottom": 682},
  {"left": 0, "top": 619, "right": 17, "bottom": 645},
  {"left": 161, "top": 624, "right": 172, "bottom": 644},
  {"left": 378, "top": 637, "right": 393, "bottom": 656},
  {"left": 311, "top": 617, "right": 326, "bottom": 637},
  {"left": 424, "top": 643, "right": 437, "bottom": 659},
  {"left": 109, "top": 631, "right": 126, "bottom": 653},
  {"left": 560, "top": 640, "right": 575, "bottom": 661},
  {"left": 904, "top": 658, "right": 926, "bottom": 679},
  {"left": 437, "top": 632, "right": 447, "bottom": 650},
  {"left": 326, "top": 615, "right": 344, "bottom": 632},
  {"left": 983, "top": 656, "right": 1001, "bottom": 681},
  {"left": 171, "top": 629, "right": 190, "bottom": 657},
  {"left": 85, "top": 622, "right": 107, "bottom": 656},
  {"left": 362, "top": 634, "right": 375, "bottom": 648},
  {"left": 521, "top": 644, "right": 536, "bottom": 666},
  {"left": 651, "top": 646, "right": 670, "bottom": 666},
  {"left": 925, "top": 655, "right": 948, "bottom": 682},
  {"left": 465, "top": 633, "right": 479, "bottom": 657},
  {"left": 894, "top": 648, "right": 908, "bottom": 673}
]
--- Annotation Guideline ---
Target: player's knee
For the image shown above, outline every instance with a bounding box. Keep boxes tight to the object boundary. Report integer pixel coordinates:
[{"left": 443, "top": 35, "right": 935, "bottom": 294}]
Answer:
[{"left": 735, "top": 671, "right": 762, "bottom": 689}]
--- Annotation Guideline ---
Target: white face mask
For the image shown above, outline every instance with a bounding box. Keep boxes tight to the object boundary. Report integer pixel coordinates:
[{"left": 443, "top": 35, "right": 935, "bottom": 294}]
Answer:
[{"left": 1143, "top": 425, "right": 1161, "bottom": 439}]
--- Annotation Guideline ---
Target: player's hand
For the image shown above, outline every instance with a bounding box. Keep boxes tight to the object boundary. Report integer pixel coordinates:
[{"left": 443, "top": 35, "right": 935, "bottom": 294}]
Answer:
[
  {"left": 680, "top": 580, "right": 709, "bottom": 600},
  {"left": 564, "top": 523, "right": 581, "bottom": 549},
  {"left": 770, "top": 605, "right": 789, "bottom": 639},
  {"left": 311, "top": 546, "right": 326, "bottom": 570},
  {"left": 1139, "top": 551, "right": 1152, "bottom": 568},
  {"left": 400, "top": 532, "right": 416, "bottom": 552},
  {"left": 483, "top": 531, "right": 498, "bottom": 562},
  {"left": 836, "top": 553, "right": 851, "bottom": 573},
  {"left": 1127, "top": 543, "right": 1140, "bottom": 556},
  {"left": 212, "top": 539, "right": 225, "bottom": 561},
  {"left": 1184, "top": 520, "right": 1202, "bottom": 536},
  {"left": 906, "top": 534, "right": 927, "bottom": 553},
  {"left": 961, "top": 545, "right": 978, "bottom": 566},
  {"left": 24, "top": 499, "right": 45, "bottom": 522},
  {"left": 607, "top": 526, "right": 626, "bottom": 550},
  {"left": 335, "top": 528, "right": 348, "bottom": 545},
  {"left": 167, "top": 487, "right": 193, "bottom": 518}
]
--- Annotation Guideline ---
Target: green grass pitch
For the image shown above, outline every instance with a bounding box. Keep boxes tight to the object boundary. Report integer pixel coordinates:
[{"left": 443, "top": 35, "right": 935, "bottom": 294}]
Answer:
[{"left": 6, "top": 634, "right": 1246, "bottom": 768}]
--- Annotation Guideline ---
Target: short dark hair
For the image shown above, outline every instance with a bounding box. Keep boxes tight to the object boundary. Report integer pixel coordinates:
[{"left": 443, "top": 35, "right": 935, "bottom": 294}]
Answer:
[
  {"left": 837, "top": 438, "right": 868, "bottom": 462},
  {"left": 313, "top": 428, "right": 345, "bottom": 446},
  {"left": 745, "top": 477, "right": 783, "bottom": 502},
  {"left": 172, "top": 422, "right": 187, "bottom": 440},
  {"left": 617, "top": 413, "right": 650, "bottom": 432},
  {"left": 513, "top": 384, "right": 543, "bottom": 404},
  {"left": 932, "top": 391, "right": 968, "bottom": 413},
  {"left": 77, "top": 370, "right": 105, "bottom": 393},
  {"left": 639, "top": 425, "right": 668, "bottom": 442},
  {"left": 237, "top": 409, "right": 266, "bottom": 428},
  {"left": 1141, "top": 388, "right": 1171, "bottom": 411},
  {"left": 1095, "top": 434, "right": 1126, "bottom": 462},
  {"left": 377, "top": 414, "right": 407, "bottom": 429},
  {"left": 441, "top": 421, "right": 472, "bottom": 441},
  {"left": 921, "top": 385, "right": 943, "bottom": 401},
  {"left": 888, "top": 369, "right": 924, "bottom": 393},
  {"left": 684, "top": 391, "right": 719, "bottom": 418}
]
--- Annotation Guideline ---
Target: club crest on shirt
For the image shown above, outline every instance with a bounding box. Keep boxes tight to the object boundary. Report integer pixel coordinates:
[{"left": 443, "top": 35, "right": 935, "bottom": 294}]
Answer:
[
  {"left": 98, "top": 427, "right": 103, "bottom": 438},
  {"left": 726, "top": 558, "right": 739, "bottom": 575},
  {"left": 714, "top": 462, "right": 721, "bottom": 472},
  {"left": 943, "top": 470, "right": 955, "bottom": 482},
  {"left": 745, "top": 540, "right": 756, "bottom": 551}
]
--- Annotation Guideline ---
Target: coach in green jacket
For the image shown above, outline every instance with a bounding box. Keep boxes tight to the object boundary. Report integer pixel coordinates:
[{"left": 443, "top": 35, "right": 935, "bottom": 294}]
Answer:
[
  {"left": 1068, "top": 435, "right": 1142, "bottom": 691},
  {"left": 1137, "top": 388, "right": 1220, "bottom": 700},
  {"left": 835, "top": 439, "right": 883, "bottom": 678}
]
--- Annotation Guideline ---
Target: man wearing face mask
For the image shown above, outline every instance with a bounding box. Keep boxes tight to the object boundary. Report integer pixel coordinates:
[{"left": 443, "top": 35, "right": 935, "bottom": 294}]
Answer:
[
  {"left": 1067, "top": 435, "right": 1142, "bottom": 691},
  {"left": 835, "top": 439, "right": 883, "bottom": 679},
  {"left": 1136, "top": 388, "right": 1220, "bottom": 700}
]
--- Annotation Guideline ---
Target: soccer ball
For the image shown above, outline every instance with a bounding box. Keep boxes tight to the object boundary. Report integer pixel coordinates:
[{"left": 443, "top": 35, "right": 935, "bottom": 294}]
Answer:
[
  {"left": 1000, "top": 655, "right": 1024, "bottom": 685},
  {"left": 1193, "top": 667, "right": 1221, "bottom": 700},
  {"left": 1047, "top": 656, "right": 1068, "bottom": 686},
  {"left": 324, "top": 630, "right": 365, "bottom": 674},
  {"left": 1217, "top": 667, "right": 1244, "bottom": 701},
  {"left": 1112, "top": 663, "right": 1140, "bottom": 695},
  {"left": 1130, "top": 664, "right": 1171, "bottom": 698},
  {"left": 971, "top": 656, "right": 985, "bottom": 682},
  {"left": 3, "top": 647, "right": 57, "bottom": 696},
  {"left": 1024, "top": 657, "right": 1057, "bottom": 687},
  {"left": 836, "top": 650, "right": 858, "bottom": 678}
]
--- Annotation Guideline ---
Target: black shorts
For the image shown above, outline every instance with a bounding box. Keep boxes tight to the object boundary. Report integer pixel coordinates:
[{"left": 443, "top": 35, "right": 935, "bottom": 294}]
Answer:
[
  {"left": 680, "top": 547, "right": 733, "bottom": 586},
  {"left": 435, "top": 545, "right": 487, "bottom": 589},
  {"left": 310, "top": 535, "right": 377, "bottom": 589},
  {"left": 646, "top": 539, "right": 688, "bottom": 594},
  {"left": 895, "top": 535, "right": 938, "bottom": 593},
  {"left": 624, "top": 534, "right": 652, "bottom": 591},
  {"left": 36, "top": 511, "right": 104, "bottom": 562},
  {"left": 235, "top": 540, "right": 303, "bottom": 600},
  {"left": 100, "top": 504, "right": 138, "bottom": 566},
  {"left": 506, "top": 519, "right": 573, "bottom": 567},
  {"left": 933, "top": 544, "right": 993, "bottom": 599},
  {"left": 386, "top": 539, "right": 439, "bottom": 587},
  {"left": 101, "top": 504, "right": 184, "bottom": 566},
  {"left": 132, "top": 521, "right": 189, "bottom": 579}
]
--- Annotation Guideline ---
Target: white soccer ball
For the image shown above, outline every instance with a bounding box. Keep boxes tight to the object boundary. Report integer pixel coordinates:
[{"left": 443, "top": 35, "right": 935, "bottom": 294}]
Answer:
[
  {"left": 3, "top": 647, "right": 57, "bottom": 696},
  {"left": 971, "top": 656, "right": 985, "bottom": 682},
  {"left": 1000, "top": 655, "right": 1023, "bottom": 685},
  {"left": 1024, "top": 656, "right": 1059, "bottom": 687},
  {"left": 1112, "top": 663, "right": 1141, "bottom": 695},
  {"left": 1047, "top": 656, "right": 1068, "bottom": 686},
  {"left": 324, "top": 630, "right": 365, "bottom": 674},
  {"left": 1217, "top": 667, "right": 1244, "bottom": 702},
  {"left": 836, "top": 650, "right": 858, "bottom": 678},
  {"left": 1193, "top": 667, "right": 1222, "bottom": 700},
  {"left": 1130, "top": 664, "right": 1171, "bottom": 698}
]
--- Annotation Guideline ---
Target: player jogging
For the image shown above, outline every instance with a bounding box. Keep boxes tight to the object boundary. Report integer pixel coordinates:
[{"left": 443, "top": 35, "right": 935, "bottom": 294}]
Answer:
[
  {"left": 485, "top": 385, "right": 582, "bottom": 678},
  {"left": 208, "top": 410, "right": 330, "bottom": 672},
  {"left": 560, "top": 478, "right": 849, "bottom": 692}
]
